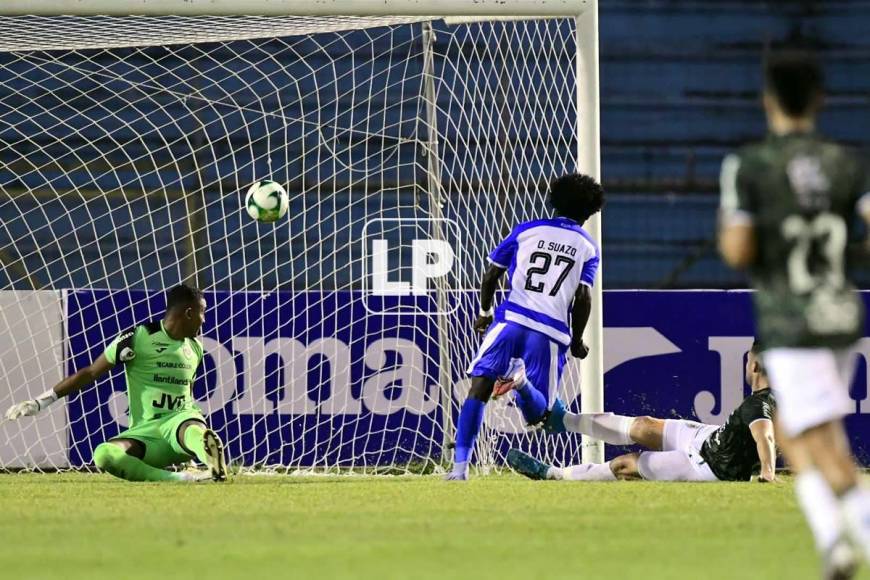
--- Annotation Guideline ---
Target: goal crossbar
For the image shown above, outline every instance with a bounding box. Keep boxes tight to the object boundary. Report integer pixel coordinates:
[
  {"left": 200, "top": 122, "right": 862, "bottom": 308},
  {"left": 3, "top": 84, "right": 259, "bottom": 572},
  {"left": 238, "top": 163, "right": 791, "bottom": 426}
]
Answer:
[{"left": 4, "top": 0, "right": 589, "bottom": 17}]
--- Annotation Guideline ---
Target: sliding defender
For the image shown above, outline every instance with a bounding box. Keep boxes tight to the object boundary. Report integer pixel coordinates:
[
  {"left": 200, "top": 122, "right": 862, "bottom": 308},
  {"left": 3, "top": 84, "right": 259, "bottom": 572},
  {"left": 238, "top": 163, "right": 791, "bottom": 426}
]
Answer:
[
  {"left": 508, "top": 341, "right": 776, "bottom": 483},
  {"left": 5, "top": 284, "right": 226, "bottom": 482}
]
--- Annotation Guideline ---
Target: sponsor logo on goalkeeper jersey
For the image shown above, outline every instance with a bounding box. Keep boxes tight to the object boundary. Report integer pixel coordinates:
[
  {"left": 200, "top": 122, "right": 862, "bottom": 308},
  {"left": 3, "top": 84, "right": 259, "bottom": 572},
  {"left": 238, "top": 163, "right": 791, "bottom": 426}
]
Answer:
[
  {"left": 156, "top": 361, "right": 192, "bottom": 370},
  {"left": 152, "top": 393, "right": 187, "bottom": 411},
  {"left": 152, "top": 374, "right": 192, "bottom": 386}
]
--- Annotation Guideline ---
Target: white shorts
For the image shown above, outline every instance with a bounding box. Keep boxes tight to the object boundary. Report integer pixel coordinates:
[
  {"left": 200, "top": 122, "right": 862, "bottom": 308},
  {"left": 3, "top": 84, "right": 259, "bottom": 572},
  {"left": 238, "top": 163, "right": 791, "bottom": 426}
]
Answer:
[
  {"left": 764, "top": 347, "right": 856, "bottom": 437},
  {"left": 636, "top": 419, "right": 719, "bottom": 482}
]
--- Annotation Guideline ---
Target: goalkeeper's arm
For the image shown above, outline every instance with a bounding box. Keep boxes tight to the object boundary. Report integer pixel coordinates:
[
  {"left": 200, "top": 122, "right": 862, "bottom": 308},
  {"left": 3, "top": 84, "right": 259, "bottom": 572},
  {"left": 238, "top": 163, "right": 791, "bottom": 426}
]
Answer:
[{"left": 5, "top": 355, "right": 114, "bottom": 420}]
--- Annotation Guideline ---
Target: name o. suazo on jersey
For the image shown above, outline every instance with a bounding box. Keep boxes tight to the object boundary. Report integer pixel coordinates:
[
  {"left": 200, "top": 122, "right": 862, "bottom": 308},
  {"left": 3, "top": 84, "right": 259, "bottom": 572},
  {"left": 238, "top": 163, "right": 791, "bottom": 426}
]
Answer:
[{"left": 537, "top": 240, "right": 578, "bottom": 257}]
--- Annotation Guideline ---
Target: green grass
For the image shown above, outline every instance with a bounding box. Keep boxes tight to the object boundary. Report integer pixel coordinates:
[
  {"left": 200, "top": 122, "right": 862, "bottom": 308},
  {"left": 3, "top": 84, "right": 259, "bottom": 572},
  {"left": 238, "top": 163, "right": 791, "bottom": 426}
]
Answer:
[{"left": 0, "top": 473, "right": 864, "bottom": 580}]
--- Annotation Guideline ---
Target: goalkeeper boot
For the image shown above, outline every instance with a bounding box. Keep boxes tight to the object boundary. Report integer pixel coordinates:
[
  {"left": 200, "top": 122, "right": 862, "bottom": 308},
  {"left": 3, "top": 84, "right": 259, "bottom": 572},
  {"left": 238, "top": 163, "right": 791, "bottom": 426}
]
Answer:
[
  {"left": 492, "top": 358, "right": 526, "bottom": 400},
  {"left": 541, "top": 398, "right": 568, "bottom": 435},
  {"left": 507, "top": 449, "right": 551, "bottom": 481},
  {"left": 202, "top": 429, "right": 228, "bottom": 482}
]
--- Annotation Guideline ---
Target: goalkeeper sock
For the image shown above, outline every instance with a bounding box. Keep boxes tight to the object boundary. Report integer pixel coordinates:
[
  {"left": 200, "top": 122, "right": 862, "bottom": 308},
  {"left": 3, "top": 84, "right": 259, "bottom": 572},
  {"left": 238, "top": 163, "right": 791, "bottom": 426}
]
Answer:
[
  {"left": 93, "top": 443, "right": 185, "bottom": 482},
  {"left": 181, "top": 422, "right": 210, "bottom": 465},
  {"left": 454, "top": 398, "right": 486, "bottom": 465},
  {"left": 513, "top": 379, "right": 547, "bottom": 425},
  {"left": 562, "top": 412, "right": 635, "bottom": 445},
  {"left": 561, "top": 462, "right": 617, "bottom": 481}
]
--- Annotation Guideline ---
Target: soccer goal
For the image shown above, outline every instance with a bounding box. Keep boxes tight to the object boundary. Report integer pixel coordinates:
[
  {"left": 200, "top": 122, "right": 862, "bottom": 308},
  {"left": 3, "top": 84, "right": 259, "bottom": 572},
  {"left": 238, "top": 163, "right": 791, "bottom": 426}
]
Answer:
[{"left": 0, "top": 0, "right": 604, "bottom": 473}]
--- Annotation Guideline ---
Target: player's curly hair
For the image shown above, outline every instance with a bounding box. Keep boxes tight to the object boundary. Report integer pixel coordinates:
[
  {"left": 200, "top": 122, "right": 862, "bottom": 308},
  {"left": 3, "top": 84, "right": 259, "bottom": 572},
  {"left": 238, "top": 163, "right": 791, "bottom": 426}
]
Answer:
[
  {"left": 166, "top": 283, "right": 204, "bottom": 312},
  {"left": 548, "top": 173, "right": 604, "bottom": 223}
]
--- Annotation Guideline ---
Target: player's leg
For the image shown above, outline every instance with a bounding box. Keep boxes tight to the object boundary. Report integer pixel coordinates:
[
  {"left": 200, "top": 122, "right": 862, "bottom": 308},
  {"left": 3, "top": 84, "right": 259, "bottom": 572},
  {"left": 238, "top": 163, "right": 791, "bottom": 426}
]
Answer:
[
  {"left": 93, "top": 438, "right": 194, "bottom": 482},
  {"left": 635, "top": 449, "right": 718, "bottom": 482},
  {"left": 765, "top": 347, "right": 870, "bottom": 566},
  {"left": 527, "top": 334, "right": 650, "bottom": 444},
  {"left": 522, "top": 449, "right": 717, "bottom": 482},
  {"left": 780, "top": 420, "right": 858, "bottom": 579},
  {"left": 446, "top": 322, "right": 526, "bottom": 480},
  {"left": 490, "top": 332, "right": 567, "bottom": 427},
  {"left": 798, "top": 422, "right": 870, "bottom": 561},
  {"left": 176, "top": 419, "right": 227, "bottom": 481},
  {"left": 609, "top": 453, "right": 642, "bottom": 480},
  {"left": 559, "top": 412, "right": 641, "bottom": 447},
  {"left": 628, "top": 416, "right": 666, "bottom": 449},
  {"left": 447, "top": 375, "right": 494, "bottom": 480},
  {"left": 492, "top": 358, "right": 550, "bottom": 426},
  {"left": 511, "top": 332, "right": 561, "bottom": 425},
  {"left": 448, "top": 323, "right": 516, "bottom": 479},
  {"left": 553, "top": 410, "right": 668, "bottom": 448},
  {"left": 157, "top": 410, "right": 227, "bottom": 481},
  {"left": 520, "top": 423, "right": 719, "bottom": 482},
  {"left": 506, "top": 448, "right": 617, "bottom": 481}
]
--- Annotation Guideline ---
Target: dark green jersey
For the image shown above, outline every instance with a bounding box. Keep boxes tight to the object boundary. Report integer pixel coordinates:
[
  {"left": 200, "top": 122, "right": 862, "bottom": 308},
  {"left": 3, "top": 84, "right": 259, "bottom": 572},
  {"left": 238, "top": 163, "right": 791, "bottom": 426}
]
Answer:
[
  {"left": 700, "top": 388, "right": 776, "bottom": 482},
  {"left": 103, "top": 320, "right": 204, "bottom": 427},
  {"left": 720, "top": 133, "right": 869, "bottom": 349}
]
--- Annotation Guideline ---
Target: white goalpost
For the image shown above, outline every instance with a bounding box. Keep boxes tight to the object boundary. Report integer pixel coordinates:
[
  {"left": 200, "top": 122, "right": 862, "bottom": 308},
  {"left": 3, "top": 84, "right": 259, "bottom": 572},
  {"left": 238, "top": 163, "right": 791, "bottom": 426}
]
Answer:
[{"left": 0, "top": 0, "right": 604, "bottom": 472}]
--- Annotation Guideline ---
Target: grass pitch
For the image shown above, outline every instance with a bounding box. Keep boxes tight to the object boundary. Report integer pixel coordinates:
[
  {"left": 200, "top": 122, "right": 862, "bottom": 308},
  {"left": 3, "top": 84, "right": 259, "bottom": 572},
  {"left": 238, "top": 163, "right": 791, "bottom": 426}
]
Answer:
[{"left": 1, "top": 473, "right": 865, "bottom": 580}]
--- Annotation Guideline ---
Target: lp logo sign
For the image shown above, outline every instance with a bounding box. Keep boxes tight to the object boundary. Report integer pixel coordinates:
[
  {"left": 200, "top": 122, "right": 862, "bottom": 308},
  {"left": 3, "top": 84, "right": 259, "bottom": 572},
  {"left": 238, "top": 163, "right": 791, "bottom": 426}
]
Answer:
[{"left": 363, "top": 218, "right": 462, "bottom": 315}]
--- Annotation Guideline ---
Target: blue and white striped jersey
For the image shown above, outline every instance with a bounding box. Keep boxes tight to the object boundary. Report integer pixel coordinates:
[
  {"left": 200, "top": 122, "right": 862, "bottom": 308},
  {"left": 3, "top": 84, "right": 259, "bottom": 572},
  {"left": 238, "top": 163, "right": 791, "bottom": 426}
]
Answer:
[{"left": 488, "top": 216, "right": 599, "bottom": 345}]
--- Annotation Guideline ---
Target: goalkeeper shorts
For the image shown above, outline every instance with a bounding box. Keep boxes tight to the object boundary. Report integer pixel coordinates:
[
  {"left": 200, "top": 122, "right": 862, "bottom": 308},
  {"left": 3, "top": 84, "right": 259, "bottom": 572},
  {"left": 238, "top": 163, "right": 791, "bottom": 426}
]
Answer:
[{"left": 114, "top": 409, "right": 207, "bottom": 469}]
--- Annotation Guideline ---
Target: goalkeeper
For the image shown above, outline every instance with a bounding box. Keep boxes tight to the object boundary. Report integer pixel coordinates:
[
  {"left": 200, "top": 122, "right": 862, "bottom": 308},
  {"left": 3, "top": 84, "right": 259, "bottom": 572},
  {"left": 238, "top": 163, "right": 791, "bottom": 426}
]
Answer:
[{"left": 4, "top": 284, "right": 226, "bottom": 482}]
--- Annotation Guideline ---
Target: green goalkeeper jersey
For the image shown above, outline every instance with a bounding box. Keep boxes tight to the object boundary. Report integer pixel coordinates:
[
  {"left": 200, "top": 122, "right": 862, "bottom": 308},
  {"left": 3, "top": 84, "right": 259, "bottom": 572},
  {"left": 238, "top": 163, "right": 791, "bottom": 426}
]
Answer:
[
  {"left": 720, "top": 131, "right": 869, "bottom": 349},
  {"left": 104, "top": 320, "right": 204, "bottom": 428}
]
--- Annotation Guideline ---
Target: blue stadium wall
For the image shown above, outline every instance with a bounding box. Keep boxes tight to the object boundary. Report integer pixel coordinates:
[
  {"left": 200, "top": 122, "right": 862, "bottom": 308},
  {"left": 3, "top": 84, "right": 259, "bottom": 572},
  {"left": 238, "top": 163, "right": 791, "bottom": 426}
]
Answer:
[{"left": 1, "top": 2, "right": 869, "bottom": 290}]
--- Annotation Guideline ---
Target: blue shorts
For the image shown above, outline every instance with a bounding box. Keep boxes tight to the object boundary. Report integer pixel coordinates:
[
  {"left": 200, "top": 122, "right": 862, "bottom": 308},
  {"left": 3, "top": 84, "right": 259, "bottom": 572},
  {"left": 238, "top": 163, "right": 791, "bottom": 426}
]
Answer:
[{"left": 466, "top": 321, "right": 568, "bottom": 408}]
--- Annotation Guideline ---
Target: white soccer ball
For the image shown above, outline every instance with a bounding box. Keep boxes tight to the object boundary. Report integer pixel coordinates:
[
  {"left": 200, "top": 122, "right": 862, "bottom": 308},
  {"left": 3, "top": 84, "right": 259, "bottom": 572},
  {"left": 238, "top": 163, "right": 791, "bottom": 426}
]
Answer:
[{"left": 245, "top": 180, "right": 289, "bottom": 223}]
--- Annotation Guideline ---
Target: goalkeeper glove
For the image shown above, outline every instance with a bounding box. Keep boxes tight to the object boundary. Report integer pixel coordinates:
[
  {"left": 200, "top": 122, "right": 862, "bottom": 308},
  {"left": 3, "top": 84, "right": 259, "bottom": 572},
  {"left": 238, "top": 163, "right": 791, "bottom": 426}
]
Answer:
[{"left": 5, "top": 390, "right": 58, "bottom": 420}]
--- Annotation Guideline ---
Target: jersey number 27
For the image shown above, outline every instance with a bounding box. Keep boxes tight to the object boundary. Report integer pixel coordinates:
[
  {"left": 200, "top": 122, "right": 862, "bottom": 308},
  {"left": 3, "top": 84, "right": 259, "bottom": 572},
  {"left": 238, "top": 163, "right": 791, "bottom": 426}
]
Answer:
[{"left": 524, "top": 252, "right": 575, "bottom": 296}]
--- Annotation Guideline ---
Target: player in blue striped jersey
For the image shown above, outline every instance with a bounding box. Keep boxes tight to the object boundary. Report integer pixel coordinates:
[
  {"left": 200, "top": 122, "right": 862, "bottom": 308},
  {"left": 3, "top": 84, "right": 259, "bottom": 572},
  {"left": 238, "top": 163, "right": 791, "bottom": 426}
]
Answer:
[{"left": 446, "top": 173, "right": 604, "bottom": 480}]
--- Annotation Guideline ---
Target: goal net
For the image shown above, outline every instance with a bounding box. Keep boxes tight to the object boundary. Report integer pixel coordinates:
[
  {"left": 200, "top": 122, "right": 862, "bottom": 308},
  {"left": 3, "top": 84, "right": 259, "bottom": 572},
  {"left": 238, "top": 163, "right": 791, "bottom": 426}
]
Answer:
[{"left": 0, "top": 12, "right": 590, "bottom": 473}]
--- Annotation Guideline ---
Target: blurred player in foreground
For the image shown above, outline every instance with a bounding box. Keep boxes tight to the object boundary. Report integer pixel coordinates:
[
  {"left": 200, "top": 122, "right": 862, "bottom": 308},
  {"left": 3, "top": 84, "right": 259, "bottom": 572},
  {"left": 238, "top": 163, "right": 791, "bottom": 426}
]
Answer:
[
  {"left": 507, "top": 341, "right": 776, "bottom": 483},
  {"left": 5, "top": 283, "right": 226, "bottom": 482},
  {"left": 718, "top": 50, "right": 870, "bottom": 579},
  {"left": 445, "top": 173, "right": 604, "bottom": 480}
]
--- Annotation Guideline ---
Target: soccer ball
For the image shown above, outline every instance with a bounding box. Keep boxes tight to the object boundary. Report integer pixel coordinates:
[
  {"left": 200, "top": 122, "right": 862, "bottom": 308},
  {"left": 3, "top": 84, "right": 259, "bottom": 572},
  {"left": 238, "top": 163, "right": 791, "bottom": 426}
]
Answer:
[{"left": 245, "top": 180, "right": 289, "bottom": 223}]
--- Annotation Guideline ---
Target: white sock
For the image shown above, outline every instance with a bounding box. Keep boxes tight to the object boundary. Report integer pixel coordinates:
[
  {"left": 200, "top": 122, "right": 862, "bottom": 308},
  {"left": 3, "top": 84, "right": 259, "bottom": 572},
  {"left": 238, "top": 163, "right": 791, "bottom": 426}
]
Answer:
[
  {"left": 562, "top": 412, "right": 635, "bottom": 445},
  {"left": 546, "top": 467, "right": 563, "bottom": 480},
  {"left": 795, "top": 470, "right": 844, "bottom": 553},
  {"left": 561, "top": 462, "right": 617, "bottom": 481},
  {"left": 842, "top": 485, "right": 870, "bottom": 560}
]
